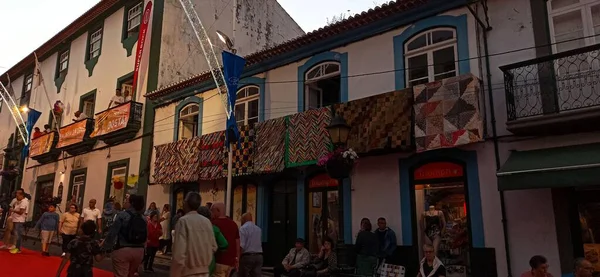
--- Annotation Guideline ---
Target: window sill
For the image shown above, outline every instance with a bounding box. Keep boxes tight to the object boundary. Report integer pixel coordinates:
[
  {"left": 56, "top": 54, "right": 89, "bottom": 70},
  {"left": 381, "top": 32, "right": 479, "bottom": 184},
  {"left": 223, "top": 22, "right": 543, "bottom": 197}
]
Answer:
[
  {"left": 84, "top": 56, "right": 100, "bottom": 77},
  {"left": 122, "top": 33, "right": 139, "bottom": 57}
]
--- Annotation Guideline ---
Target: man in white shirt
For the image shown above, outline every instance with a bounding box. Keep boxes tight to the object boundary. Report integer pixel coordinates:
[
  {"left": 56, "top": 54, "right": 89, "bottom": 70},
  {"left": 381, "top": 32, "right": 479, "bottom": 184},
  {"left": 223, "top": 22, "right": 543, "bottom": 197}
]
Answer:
[
  {"left": 108, "top": 89, "right": 125, "bottom": 108},
  {"left": 8, "top": 188, "right": 28, "bottom": 254},
  {"left": 239, "top": 212, "right": 263, "bottom": 277},
  {"left": 73, "top": 111, "right": 88, "bottom": 122},
  {"left": 81, "top": 199, "right": 102, "bottom": 236}
]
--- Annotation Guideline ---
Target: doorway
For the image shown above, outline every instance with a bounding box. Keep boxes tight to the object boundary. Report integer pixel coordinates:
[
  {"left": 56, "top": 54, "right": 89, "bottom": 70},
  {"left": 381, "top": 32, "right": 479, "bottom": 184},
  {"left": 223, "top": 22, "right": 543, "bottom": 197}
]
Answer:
[
  {"left": 33, "top": 180, "right": 54, "bottom": 222},
  {"left": 411, "top": 161, "right": 471, "bottom": 277},
  {"left": 231, "top": 182, "right": 258, "bottom": 227},
  {"left": 306, "top": 173, "right": 340, "bottom": 253},
  {"left": 269, "top": 178, "right": 297, "bottom": 265}
]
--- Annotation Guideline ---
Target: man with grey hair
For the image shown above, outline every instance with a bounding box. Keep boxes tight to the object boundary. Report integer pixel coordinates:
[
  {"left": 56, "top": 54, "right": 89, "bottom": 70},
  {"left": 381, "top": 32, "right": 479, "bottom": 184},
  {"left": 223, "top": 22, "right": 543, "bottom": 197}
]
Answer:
[
  {"left": 573, "top": 258, "right": 593, "bottom": 277},
  {"left": 171, "top": 192, "right": 217, "bottom": 277},
  {"left": 239, "top": 212, "right": 263, "bottom": 277}
]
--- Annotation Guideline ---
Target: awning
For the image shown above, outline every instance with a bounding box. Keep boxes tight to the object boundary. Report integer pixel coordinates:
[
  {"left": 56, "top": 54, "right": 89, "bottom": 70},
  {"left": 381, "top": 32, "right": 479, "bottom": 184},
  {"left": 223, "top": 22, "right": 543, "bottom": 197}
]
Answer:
[{"left": 497, "top": 143, "right": 600, "bottom": 191}]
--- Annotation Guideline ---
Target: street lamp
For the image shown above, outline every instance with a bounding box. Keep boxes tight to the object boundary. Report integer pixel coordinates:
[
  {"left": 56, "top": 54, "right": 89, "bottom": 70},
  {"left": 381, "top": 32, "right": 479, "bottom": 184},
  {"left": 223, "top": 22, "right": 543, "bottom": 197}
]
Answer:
[
  {"left": 20, "top": 106, "right": 29, "bottom": 113},
  {"left": 325, "top": 114, "right": 352, "bottom": 268},
  {"left": 216, "top": 30, "right": 236, "bottom": 54}
]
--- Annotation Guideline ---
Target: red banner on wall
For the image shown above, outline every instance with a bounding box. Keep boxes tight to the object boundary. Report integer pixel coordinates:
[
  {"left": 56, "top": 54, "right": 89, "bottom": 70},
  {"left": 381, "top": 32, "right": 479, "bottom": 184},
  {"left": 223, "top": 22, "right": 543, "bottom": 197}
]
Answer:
[
  {"left": 132, "top": 1, "right": 152, "bottom": 96},
  {"left": 414, "top": 162, "right": 464, "bottom": 181},
  {"left": 308, "top": 174, "right": 339, "bottom": 189}
]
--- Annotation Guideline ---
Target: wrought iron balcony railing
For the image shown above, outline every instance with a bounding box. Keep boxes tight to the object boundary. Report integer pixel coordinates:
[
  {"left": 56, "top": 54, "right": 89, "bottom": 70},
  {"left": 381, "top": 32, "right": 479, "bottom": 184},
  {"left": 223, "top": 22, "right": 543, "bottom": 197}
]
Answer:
[{"left": 500, "top": 43, "right": 600, "bottom": 121}]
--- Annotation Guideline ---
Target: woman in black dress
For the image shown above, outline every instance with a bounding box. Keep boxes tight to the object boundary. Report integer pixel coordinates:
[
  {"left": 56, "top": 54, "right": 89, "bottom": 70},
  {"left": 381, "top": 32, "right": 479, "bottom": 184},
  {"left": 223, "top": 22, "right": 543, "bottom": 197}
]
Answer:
[{"left": 418, "top": 244, "right": 446, "bottom": 277}]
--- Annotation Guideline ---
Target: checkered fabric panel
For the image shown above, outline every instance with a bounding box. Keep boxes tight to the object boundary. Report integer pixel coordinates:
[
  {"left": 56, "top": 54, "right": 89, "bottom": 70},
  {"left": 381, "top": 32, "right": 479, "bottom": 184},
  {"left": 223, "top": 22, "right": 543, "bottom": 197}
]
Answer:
[
  {"left": 285, "top": 107, "right": 332, "bottom": 167},
  {"left": 223, "top": 124, "right": 255, "bottom": 176},
  {"left": 198, "top": 131, "right": 225, "bottom": 180},
  {"left": 153, "top": 137, "right": 203, "bottom": 184},
  {"left": 413, "top": 74, "right": 484, "bottom": 152},
  {"left": 254, "top": 117, "right": 286, "bottom": 174},
  {"left": 333, "top": 89, "right": 413, "bottom": 153}
]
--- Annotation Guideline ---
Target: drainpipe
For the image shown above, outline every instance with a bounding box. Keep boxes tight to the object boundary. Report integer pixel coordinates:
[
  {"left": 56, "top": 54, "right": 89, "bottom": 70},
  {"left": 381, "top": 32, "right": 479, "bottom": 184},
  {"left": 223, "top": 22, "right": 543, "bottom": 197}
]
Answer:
[
  {"left": 470, "top": 2, "right": 513, "bottom": 276},
  {"left": 480, "top": 12, "right": 514, "bottom": 277}
]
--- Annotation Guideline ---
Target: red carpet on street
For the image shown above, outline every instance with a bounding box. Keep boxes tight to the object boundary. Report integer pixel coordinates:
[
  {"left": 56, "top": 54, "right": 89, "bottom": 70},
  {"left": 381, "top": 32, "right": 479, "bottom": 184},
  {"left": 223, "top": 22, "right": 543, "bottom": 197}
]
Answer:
[{"left": 0, "top": 244, "right": 113, "bottom": 277}]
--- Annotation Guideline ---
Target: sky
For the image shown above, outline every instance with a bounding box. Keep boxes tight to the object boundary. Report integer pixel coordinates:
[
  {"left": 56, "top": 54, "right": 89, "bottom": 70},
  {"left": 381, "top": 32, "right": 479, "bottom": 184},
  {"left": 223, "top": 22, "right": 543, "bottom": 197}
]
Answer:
[{"left": 0, "top": 0, "right": 384, "bottom": 75}]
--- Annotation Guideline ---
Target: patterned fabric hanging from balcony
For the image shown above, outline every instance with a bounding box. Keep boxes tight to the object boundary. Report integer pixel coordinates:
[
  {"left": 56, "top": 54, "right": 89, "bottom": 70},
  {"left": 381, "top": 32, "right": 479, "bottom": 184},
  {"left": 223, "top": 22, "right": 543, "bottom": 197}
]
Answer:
[
  {"left": 285, "top": 107, "right": 332, "bottom": 167},
  {"left": 254, "top": 117, "right": 286, "bottom": 173},
  {"left": 413, "top": 73, "right": 484, "bottom": 152},
  {"left": 333, "top": 88, "right": 413, "bottom": 153},
  {"left": 153, "top": 137, "right": 203, "bottom": 184},
  {"left": 223, "top": 124, "right": 255, "bottom": 176},
  {"left": 199, "top": 131, "right": 225, "bottom": 180}
]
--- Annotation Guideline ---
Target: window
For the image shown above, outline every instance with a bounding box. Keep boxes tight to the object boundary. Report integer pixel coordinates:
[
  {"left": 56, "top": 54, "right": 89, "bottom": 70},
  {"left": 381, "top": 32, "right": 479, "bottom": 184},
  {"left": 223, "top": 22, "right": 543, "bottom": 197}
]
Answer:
[
  {"left": 70, "top": 174, "right": 86, "bottom": 211},
  {"left": 81, "top": 93, "right": 96, "bottom": 118},
  {"left": 109, "top": 166, "right": 128, "bottom": 208},
  {"left": 304, "top": 62, "right": 341, "bottom": 110},
  {"left": 127, "top": 2, "right": 143, "bottom": 36},
  {"left": 89, "top": 28, "right": 103, "bottom": 59},
  {"left": 548, "top": 0, "right": 600, "bottom": 53},
  {"left": 235, "top": 86, "right": 259, "bottom": 126},
  {"left": 20, "top": 74, "right": 33, "bottom": 106},
  {"left": 118, "top": 74, "right": 134, "bottom": 102},
  {"left": 24, "top": 74, "right": 33, "bottom": 93},
  {"left": 404, "top": 28, "right": 457, "bottom": 87},
  {"left": 58, "top": 50, "right": 69, "bottom": 73},
  {"left": 178, "top": 104, "right": 200, "bottom": 140}
]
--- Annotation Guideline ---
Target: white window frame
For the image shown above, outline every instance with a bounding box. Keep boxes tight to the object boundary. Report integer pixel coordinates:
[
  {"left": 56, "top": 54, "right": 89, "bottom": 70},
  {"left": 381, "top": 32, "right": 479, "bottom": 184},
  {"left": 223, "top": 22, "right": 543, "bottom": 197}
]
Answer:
[
  {"left": 59, "top": 50, "right": 69, "bottom": 73},
  {"left": 72, "top": 174, "right": 86, "bottom": 208},
  {"left": 24, "top": 74, "right": 33, "bottom": 92},
  {"left": 235, "top": 86, "right": 260, "bottom": 126},
  {"left": 304, "top": 62, "right": 341, "bottom": 110},
  {"left": 547, "top": 0, "right": 600, "bottom": 53},
  {"left": 404, "top": 27, "right": 458, "bottom": 87},
  {"left": 89, "top": 28, "right": 103, "bottom": 59},
  {"left": 178, "top": 103, "right": 200, "bottom": 140},
  {"left": 127, "top": 2, "right": 144, "bottom": 32}
]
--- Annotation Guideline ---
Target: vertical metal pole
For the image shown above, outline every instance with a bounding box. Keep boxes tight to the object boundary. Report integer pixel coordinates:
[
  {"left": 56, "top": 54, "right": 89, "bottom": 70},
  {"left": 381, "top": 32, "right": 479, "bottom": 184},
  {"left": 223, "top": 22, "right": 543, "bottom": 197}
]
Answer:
[
  {"left": 232, "top": 0, "right": 237, "bottom": 46},
  {"left": 337, "top": 177, "right": 344, "bottom": 243},
  {"left": 225, "top": 146, "right": 233, "bottom": 217}
]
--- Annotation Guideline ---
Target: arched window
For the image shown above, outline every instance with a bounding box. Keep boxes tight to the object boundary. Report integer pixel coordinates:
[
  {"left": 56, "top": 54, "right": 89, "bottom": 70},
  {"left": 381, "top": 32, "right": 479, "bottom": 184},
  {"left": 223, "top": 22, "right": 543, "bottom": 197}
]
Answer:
[
  {"left": 405, "top": 28, "right": 457, "bottom": 87},
  {"left": 235, "top": 86, "right": 260, "bottom": 126},
  {"left": 304, "top": 62, "right": 341, "bottom": 110},
  {"left": 178, "top": 103, "right": 200, "bottom": 140}
]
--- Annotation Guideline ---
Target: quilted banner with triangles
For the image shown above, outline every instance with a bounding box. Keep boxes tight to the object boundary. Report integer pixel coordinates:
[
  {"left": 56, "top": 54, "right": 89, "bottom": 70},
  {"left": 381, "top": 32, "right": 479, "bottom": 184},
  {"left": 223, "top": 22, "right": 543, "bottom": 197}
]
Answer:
[
  {"left": 413, "top": 73, "right": 484, "bottom": 152},
  {"left": 254, "top": 117, "right": 286, "bottom": 174},
  {"left": 153, "top": 137, "right": 203, "bottom": 184},
  {"left": 199, "top": 131, "right": 225, "bottom": 180},
  {"left": 285, "top": 107, "right": 332, "bottom": 167}
]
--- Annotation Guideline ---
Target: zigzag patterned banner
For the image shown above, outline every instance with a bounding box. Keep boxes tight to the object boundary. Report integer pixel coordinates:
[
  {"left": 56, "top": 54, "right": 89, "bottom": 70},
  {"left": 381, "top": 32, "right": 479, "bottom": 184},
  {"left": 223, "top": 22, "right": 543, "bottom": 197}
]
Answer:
[{"left": 285, "top": 107, "right": 332, "bottom": 167}]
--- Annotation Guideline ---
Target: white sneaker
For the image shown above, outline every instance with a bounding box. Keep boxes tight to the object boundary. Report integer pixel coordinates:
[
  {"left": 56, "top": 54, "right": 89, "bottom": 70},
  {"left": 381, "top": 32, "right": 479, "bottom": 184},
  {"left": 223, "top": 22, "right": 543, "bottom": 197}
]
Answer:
[{"left": 61, "top": 252, "right": 66, "bottom": 257}]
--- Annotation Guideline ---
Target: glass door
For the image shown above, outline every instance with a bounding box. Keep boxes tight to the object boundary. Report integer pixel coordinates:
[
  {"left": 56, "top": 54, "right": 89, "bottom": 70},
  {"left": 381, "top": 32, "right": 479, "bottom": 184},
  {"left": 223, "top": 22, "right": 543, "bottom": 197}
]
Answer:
[
  {"left": 70, "top": 174, "right": 85, "bottom": 211},
  {"left": 307, "top": 174, "right": 339, "bottom": 253}
]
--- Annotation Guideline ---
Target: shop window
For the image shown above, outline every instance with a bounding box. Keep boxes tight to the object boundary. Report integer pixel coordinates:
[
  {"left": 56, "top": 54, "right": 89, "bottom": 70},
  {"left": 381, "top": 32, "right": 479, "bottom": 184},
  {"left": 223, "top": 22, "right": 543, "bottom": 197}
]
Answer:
[
  {"left": 235, "top": 86, "right": 259, "bottom": 126},
  {"left": 178, "top": 103, "right": 200, "bottom": 140},
  {"left": 404, "top": 28, "right": 457, "bottom": 87},
  {"left": 304, "top": 62, "right": 341, "bottom": 110},
  {"left": 413, "top": 162, "right": 469, "bottom": 277},
  {"left": 548, "top": 0, "right": 600, "bottom": 53},
  {"left": 307, "top": 174, "right": 340, "bottom": 253},
  {"left": 109, "top": 166, "right": 128, "bottom": 206},
  {"left": 232, "top": 183, "right": 257, "bottom": 227}
]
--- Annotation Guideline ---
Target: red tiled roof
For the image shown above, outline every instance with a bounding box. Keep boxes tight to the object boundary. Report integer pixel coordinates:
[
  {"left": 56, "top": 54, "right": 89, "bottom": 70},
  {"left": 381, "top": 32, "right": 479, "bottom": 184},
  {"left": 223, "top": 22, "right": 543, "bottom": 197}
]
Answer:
[
  {"left": 0, "top": 0, "right": 120, "bottom": 83},
  {"left": 146, "top": 0, "right": 428, "bottom": 100}
]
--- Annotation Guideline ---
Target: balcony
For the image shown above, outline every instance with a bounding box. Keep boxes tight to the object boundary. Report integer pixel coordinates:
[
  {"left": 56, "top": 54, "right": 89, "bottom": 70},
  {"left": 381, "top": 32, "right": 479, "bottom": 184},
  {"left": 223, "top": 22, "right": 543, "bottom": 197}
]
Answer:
[
  {"left": 500, "top": 44, "right": 600, "bottom": 135},
  {"left": 29, "top": 131, "right": 61, "bottom": 163},
  {"left": 90, "top": 101, "right": 143, "bottom": 145},
  {"left": 56, "top": 118, "right": 97, "bottom": 156}
]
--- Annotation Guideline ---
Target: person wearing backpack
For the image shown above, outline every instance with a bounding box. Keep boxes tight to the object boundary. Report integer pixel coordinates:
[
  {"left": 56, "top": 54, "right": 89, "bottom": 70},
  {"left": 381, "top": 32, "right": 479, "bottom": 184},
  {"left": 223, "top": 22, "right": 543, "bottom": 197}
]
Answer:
[{"left": 102, "top": 194, "right": 147, "bottom": 277}]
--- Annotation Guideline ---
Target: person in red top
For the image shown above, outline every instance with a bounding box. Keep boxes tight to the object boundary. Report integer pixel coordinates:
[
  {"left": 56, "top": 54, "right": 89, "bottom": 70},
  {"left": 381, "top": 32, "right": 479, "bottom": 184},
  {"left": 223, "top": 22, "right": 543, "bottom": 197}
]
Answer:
[
  {"left": 143, "top": 211, "right": 162, "bottom": 273},
  {"left": 211, "top": 202, "right": 240, "bottom": 277},
  {"left": 32, "top": 127, "right": 43, "bottom": 139}
]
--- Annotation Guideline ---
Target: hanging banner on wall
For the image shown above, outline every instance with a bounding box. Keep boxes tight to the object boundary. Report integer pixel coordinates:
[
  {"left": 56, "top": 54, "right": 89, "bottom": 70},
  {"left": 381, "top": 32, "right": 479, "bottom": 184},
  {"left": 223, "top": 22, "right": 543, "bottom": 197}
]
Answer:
[
  {"left": 414, "top": 162, "right": 464, "bottom": 181},
  {"left": 29, "top": 133, "right": 54, "bottom": 157},
  {"left": 90, "top": 102, "right": 131, "bottom": 138},
  {"left": 308, "top": 173, "right": 339, "bottom": 189},
  {"left": 57, "top": 120, "right": 87, "bottom": 148},
  {"left": 132, "top": 1, "right": 152, "bottom": 97}
]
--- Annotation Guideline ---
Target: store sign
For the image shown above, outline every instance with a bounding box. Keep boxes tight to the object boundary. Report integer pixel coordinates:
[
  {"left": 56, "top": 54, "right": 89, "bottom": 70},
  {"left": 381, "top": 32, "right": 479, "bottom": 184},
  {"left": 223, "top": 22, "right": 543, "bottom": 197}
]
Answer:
[
  {"left": 57, "top": 120, "right": 87, "bottom": 148},
  {"left": 309, "top": 174, "right": 339, "bottom": 189},
  {"left": 29, "top": 133, "right": 55, "bottom": 157},
  {"left": 414, "top": 162, "right": 464, "bottom": 180},
  {"left": 90, "top": 102, "right": 131, "bottom": 138}
]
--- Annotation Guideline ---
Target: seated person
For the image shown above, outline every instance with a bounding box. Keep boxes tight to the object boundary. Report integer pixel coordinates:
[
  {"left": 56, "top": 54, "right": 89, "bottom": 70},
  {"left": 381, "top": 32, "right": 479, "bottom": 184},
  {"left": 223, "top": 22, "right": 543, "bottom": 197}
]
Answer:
[
  {"left": 303, "top": 237, "right": 337, "bottom": 277},
  {"left": 274, "top": 238, "right": 310, "bottom": 277},
  {"left": 417, "top": 244, "right": 445, "bottom": 277},
  {"left": 521, "top": 255, "right": 553, "bottom": 277}
]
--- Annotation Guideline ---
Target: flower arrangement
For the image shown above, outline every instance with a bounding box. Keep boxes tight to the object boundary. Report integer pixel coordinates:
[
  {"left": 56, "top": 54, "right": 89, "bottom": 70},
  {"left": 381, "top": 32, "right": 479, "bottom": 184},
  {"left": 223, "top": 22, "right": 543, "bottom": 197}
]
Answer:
[{"left": 317, "top": 147, "right": 359, "bottom": 167}]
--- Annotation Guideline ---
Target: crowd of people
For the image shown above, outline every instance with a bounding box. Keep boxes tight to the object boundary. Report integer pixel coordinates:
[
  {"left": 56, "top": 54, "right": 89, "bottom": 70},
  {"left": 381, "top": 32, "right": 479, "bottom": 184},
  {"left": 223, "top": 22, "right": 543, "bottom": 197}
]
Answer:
[{"left": 0, "top": 190, "right": 264, "bottom": 277}]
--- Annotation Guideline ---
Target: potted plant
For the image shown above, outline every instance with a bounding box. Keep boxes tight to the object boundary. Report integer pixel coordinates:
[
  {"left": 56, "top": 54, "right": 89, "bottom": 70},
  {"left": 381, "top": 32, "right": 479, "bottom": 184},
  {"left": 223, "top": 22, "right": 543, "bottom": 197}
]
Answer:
[{"left": 317, "top": 147, "right": 358, "bottom": 179}]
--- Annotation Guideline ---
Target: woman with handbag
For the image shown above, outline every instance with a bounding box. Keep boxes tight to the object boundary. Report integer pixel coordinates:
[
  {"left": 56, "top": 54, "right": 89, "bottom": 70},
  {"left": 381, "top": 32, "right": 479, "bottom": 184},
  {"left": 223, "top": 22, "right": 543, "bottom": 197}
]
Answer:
[{"left": 303, "top": 237, "right": 337, "bottom": 277}]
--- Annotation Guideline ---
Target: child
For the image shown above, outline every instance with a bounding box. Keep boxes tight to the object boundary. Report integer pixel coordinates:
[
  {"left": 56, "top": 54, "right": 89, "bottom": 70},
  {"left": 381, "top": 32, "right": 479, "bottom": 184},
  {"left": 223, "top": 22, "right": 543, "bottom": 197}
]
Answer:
[
  {"left": 35, "top": 203, "right": 59, "bottom": 256},
  {"left": 143, "top": 211, "right": 163, "bottom": 272},
  {"left": 55, "top": 220, "right": 103, "bottom": 277}
]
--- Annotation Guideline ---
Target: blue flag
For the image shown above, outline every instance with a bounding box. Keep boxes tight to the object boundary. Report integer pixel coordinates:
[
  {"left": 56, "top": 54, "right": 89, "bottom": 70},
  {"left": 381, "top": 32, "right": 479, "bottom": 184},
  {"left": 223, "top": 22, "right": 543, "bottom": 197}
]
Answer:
[
  {"left": 222, "top": 51, "right": 246, "bottom": 147},
  {"left": 22, "top": 108, "right": 42, "bottom": 159}
]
